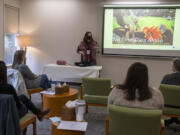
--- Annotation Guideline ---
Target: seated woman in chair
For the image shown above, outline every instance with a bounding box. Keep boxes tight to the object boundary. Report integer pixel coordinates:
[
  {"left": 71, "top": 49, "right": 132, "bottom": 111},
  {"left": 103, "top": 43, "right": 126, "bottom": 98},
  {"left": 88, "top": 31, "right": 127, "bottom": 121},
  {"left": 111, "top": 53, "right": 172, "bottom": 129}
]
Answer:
[
  {"left": 0, "top": 61, "right": 49, "bottom": 120},
  {"left": 108, "top": 62, "right": 164, "bottom": 109},
  {"left": 12, "top": 50, "right": 50, "bottom": 90}
]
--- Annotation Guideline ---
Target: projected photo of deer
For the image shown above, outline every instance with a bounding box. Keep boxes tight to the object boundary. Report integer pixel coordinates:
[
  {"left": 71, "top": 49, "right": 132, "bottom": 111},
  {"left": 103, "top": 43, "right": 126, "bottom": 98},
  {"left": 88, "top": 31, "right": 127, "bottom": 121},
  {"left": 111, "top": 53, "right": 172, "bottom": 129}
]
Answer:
[{"left": 113, "top": 9, "right": 175, "bottom": 45}]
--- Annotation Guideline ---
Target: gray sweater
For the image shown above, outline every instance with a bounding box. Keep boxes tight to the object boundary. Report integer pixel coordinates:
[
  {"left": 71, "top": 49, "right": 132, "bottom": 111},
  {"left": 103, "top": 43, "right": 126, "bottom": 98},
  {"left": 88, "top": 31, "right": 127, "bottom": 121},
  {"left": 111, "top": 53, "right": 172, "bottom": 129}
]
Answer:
[
  {"left": 14, "top": 64, "right": 41, "bottom": 89},
  {"left": 108, "top": 87, "right": 164, "bottom": 109}
]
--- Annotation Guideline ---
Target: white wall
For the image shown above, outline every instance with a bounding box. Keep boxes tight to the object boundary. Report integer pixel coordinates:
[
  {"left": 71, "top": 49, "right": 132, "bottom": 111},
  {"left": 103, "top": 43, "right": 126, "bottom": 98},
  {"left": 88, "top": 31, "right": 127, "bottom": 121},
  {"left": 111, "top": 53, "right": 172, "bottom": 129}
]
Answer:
[
  {"left": 20, "top": 0, "right": 103, "bottom": 73},
  {"left": 0, "top": 0, "right": 4, "bottom": 60},
  {"left": 20, "top": 0, "right": 179, "bottom": 88}
]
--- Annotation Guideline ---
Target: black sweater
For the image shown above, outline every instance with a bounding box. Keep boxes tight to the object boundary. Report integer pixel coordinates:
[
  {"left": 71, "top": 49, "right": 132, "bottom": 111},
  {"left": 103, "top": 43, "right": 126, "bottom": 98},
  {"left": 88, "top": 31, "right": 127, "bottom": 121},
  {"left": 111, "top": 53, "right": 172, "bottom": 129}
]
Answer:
[{"left": 0, "top": 84, "right": 21, "bottom": 110}]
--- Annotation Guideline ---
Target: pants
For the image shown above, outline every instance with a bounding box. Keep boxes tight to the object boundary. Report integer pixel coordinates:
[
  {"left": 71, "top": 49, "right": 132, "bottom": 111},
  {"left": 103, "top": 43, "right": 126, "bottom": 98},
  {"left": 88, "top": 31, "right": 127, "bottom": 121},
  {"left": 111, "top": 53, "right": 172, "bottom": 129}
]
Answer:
[
  {"left": 18, "top": 94, "right": 40, "bottom": 118},
  {"left": 40, "top": 74, "right": 51, "bottom": 90}
]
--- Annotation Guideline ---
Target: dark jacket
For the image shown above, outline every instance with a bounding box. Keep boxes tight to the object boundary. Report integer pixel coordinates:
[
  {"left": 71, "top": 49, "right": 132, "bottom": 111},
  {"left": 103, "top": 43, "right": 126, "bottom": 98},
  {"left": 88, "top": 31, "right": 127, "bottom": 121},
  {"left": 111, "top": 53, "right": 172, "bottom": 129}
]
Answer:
[
  {"left": 0, "top": 84, "right": 21, "bottom": 110},
  {"left": 161, "top": 72, "right": 180, "bottom": 85},
  {"left": 0, "top": 94, "right": 21, "bottom": 135}
]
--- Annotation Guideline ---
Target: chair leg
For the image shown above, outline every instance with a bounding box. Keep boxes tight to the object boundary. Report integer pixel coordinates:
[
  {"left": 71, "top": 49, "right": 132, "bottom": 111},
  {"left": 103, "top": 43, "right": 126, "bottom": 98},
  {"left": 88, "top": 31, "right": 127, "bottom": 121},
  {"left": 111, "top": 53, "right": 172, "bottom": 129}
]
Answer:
[
  {"left": 41, "top": 94, "right": 43, "bottom": 109},
  {"left": 86, "top": 104, "right": 88, "bottom": 113},
  {"left": 33, "top": 120, "right": 36, "bottom": 135},
  {"left": 105, "top": 117, "right": 109, "bottom": 135},
  {"left": 29, "top": 94, "right": 31, "bottom": 100},
  {"left": 161, "top": 126, "right": 165, "bottom": 135},
  {"left": 23, "top": 128, "right": 27, "bottom": 135}
]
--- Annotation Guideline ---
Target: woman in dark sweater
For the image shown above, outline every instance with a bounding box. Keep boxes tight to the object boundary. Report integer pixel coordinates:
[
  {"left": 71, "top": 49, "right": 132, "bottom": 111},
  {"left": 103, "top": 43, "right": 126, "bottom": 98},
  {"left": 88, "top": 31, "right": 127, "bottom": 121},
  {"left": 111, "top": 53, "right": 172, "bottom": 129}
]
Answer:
[
  {"left": 0, "top": 61, "right": 49, "bottom": 120},
  {"left": 12, "top": 50, "right": 50, "bottom": 90}
]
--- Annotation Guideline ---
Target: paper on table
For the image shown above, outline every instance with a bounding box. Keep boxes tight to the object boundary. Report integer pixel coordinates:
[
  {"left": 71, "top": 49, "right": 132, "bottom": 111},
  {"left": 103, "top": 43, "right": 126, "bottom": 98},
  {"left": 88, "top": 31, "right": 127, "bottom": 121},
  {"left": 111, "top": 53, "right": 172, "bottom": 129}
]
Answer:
[
  {"left": 57, "top": 121, "right": 88, "bottom": 131},
  {"left": 49, "top": 117, "right": 61, "bottom": 123},
  {"left": 40, "top": 91, "right": 55, "bottom": 95}
]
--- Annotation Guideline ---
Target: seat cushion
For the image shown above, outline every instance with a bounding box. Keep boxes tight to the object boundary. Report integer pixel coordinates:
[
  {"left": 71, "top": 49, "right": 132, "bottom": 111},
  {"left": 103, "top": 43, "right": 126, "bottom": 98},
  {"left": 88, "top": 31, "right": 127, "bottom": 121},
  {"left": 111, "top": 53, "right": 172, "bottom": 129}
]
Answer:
[
  {"left": 20, "top": 113, "right": 36, "bottom": 125},
  {"left": 83, "top": 94, "right": 108, "bottom": 104},
  {"left": 163, "top": 107, "right": 180, "bottom": 116}
]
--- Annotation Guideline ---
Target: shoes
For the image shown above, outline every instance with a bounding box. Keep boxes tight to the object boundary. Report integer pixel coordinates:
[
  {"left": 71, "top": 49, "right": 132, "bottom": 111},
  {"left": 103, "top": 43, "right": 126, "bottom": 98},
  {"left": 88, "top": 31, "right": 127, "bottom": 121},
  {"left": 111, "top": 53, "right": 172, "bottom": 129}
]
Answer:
[{"left": 37, "top": 109, "right": 50, "bottom": 121}]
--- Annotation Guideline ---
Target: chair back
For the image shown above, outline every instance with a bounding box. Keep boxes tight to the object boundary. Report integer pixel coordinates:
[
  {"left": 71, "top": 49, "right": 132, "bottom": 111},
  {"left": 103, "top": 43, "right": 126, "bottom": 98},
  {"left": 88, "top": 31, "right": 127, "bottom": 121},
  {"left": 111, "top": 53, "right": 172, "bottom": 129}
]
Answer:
[
  {"left": 82, "top": 77, "right": 111, "bottom": 96},
  {"left": 7, "top": 68, "right": 28, "bottom": 96},
  {"left": 109, "top": 104, "right": 162, "bottom": 135},
  {"left": 0, "top": 94, "right": 21, "bottom": 135},
  {"left": 160, "top": 84, "right": 180, "bottom": 107}
]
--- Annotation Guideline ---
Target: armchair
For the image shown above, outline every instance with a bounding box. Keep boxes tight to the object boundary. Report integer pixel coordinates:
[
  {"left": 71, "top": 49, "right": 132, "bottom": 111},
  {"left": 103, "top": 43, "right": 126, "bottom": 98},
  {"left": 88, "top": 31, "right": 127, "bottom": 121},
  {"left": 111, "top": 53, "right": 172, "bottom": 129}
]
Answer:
[
  {"left": 80, "top": 77, "right": 111, "bottom": 113},
  {"left": 160, "top": 84, "right": 180, "bottom": 118},
  {"left": 106, "top": 104, "right": 164, "bottom": 135}
]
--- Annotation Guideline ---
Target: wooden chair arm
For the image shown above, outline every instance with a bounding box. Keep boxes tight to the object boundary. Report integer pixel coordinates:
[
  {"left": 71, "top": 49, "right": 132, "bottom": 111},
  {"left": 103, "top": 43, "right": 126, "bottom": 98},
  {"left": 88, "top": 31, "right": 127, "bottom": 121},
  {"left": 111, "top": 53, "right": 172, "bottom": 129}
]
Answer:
[
  {"left": 110, "top": 85, "right": 114, "bottom": 91},
  {"left": 80, "top": 85, "right": 83, "bottom": 100},
  {"left": 105, "top": 115, "right": 109, "bottom": 135},
  {"left": 161, "top": 116, "right": 165, "bottom": 135}
]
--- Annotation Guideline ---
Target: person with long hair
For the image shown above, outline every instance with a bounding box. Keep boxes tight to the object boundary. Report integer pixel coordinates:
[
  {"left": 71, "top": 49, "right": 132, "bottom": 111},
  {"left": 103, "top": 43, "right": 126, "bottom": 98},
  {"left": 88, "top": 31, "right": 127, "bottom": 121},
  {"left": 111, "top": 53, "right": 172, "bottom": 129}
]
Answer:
[
  {"left": 77, "top": 31, "right": 99, "bottom": 65},
  {"left": 108, "top": 62, "right": 164, "bottom": 109},
  {"left": 0, "top": 61, "right": 49, "bottom": 120},
  {"left": 12, "top": 50, "right": 50, "bottom": 90}
]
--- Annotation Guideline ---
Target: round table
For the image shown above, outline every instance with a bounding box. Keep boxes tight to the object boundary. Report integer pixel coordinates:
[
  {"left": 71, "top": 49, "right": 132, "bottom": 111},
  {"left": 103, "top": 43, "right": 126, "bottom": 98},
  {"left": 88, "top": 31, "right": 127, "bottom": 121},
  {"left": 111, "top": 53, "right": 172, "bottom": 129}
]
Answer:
[
  {"left": 43, "top": 88, "right": 78, "bottom": 118},
  {"left": 51, "top": 122, "right": 85, "bottom": 135}
]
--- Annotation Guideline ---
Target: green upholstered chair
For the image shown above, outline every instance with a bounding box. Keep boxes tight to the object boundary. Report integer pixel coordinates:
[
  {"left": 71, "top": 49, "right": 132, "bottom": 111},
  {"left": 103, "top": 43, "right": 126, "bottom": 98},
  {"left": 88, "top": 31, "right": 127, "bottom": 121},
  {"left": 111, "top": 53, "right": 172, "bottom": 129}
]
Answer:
[
  {"left": 80, "top": 77, "right": 111, "bottom": 113},
  {"left": 106, "top": 104, "right": 164, "bottom": 135},
  {"left": 160, "top": 84, "right": 180, "bottom": 118},
  {"left": 20, "top": 113, "right": 36, "bottom": 135}
]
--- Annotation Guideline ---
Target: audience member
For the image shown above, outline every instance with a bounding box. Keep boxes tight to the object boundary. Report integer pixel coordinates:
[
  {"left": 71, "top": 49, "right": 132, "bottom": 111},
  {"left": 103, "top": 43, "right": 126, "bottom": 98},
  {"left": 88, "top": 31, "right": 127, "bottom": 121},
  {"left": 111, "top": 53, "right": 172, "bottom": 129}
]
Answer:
[
  {"left": 161, "top": 58, "right": 180, "bottom": 125},
  {"left": 161, "top": 58, "right": 180, "bottom": 85},
  {"left": 0, "top": 61, "right": 49, "bottom": 120},
  {"left": 12, "top": 50, "right": 50, "bottom": 90},
  {"left": 77, "top": 31, "right": 99, "bottom": 65},
  {"left": 108, "top": 62, "right": 164, "bottom": 109}
]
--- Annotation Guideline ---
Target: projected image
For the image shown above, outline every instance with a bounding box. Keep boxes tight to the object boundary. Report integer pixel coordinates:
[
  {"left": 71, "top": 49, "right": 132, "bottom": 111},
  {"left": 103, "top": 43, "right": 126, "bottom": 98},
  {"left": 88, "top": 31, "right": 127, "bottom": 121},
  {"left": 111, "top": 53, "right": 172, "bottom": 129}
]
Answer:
[{"left": 113, "top": 9, "right": 176, "bottom": 45}]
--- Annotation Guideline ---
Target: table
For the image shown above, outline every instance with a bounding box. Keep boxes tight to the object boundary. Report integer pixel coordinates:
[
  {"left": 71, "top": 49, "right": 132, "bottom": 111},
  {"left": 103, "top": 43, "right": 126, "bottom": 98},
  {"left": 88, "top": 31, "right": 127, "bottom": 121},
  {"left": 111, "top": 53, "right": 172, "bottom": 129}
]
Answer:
[
  {"left": 42, "top": 64, "right": 102, "bottom": 83},
  {"left": 43, "top": 88, "right": 78, "bottom": 118},
  {"left": 52, "top": 122, "right": 85, "bottom": 135}
]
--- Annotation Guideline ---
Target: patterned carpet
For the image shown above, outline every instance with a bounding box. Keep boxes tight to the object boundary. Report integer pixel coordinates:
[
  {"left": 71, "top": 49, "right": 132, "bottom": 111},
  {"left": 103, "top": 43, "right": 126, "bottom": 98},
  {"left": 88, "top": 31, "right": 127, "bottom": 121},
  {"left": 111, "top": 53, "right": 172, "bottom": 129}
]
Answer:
[{"left": 26, "top": 86, "right": 180, "bottom": 135}]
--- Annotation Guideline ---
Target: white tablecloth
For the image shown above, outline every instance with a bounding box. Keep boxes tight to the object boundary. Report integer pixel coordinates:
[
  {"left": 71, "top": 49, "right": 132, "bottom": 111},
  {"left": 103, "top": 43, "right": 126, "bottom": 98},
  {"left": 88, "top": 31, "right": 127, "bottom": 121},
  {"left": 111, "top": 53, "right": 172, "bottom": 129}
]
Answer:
[{"left": 42, "top": 64, "right": 102, "bottom": 83}]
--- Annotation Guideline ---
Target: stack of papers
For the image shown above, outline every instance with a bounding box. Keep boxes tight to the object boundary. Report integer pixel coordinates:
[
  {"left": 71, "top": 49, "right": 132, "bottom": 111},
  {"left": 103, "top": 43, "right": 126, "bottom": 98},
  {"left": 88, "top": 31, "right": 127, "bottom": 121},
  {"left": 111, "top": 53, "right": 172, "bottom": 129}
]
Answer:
[
  {"left": 40, "top": 91, "right": 55, "bottom": 95},
  {"left": 57, "top": 121, "right": 88, "bottom": 131}
]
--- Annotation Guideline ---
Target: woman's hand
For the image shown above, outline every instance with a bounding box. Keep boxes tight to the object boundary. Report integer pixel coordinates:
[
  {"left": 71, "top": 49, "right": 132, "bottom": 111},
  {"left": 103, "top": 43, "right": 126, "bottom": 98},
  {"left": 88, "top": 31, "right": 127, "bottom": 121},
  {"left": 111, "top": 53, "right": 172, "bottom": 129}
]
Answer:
[{"left": 79, "top": 51, "right": 85, "bottom": 55}]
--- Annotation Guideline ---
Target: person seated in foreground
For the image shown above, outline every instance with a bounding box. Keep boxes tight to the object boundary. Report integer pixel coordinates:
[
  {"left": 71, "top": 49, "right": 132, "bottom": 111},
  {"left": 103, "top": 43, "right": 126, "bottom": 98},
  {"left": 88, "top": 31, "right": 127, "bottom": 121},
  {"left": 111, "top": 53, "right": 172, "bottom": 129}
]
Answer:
[
  {"left": 108, "top": 62, "right": 164, "bottom": 109},
  {"left": 161, "top": 58, "right": 180, "bottom": 126},
  {"left": 12, "top": 50, "right": 50, "bottom": 90},
  {"left": 0, "top": 61, "right": 49, "bottom": 120}
]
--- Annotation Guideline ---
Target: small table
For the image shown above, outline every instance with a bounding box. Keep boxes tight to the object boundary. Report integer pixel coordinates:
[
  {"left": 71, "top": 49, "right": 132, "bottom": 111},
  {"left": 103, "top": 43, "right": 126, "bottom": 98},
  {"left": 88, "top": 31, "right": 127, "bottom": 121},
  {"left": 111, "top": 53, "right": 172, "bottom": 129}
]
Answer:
[
  {"left": 43, "top": 88, "right": 78, "bottom": 118},
  {"left": 52, "top": 122, "right": 85, "bottom": 135},
  {"left": 42, "top": 64, "right": 102, "bottom": 83}
]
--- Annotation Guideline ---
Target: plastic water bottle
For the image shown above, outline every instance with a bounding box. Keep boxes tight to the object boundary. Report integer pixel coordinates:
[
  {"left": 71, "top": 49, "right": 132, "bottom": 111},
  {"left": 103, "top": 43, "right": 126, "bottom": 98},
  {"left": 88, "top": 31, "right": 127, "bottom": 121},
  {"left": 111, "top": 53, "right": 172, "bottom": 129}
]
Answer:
[
  {"left": 51, "top": 81, "right": 56, "bottom": 91},
  {"left": 63, "top": 82, "right": 67, "bottom": 86}
]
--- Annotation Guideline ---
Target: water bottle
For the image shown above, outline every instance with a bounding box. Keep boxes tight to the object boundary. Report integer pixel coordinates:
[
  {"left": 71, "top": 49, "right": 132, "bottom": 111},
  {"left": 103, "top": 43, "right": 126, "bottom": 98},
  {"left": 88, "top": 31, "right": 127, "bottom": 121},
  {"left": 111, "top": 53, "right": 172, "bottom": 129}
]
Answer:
[
  {"left": 63, "top": 82, "right": 67, "bottom": 86},
  {"left": 51, "top": 81, "right": 56, "bottom": 92}
]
